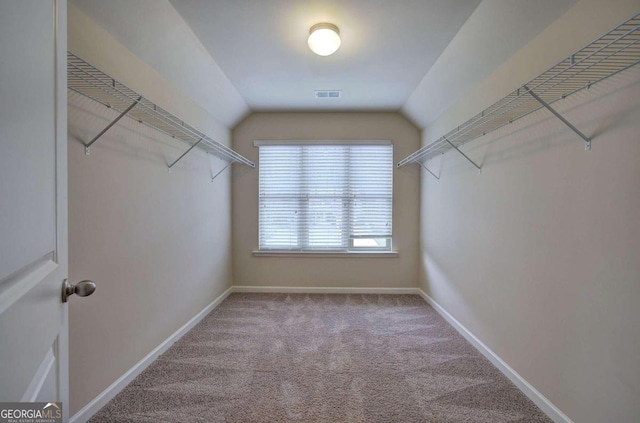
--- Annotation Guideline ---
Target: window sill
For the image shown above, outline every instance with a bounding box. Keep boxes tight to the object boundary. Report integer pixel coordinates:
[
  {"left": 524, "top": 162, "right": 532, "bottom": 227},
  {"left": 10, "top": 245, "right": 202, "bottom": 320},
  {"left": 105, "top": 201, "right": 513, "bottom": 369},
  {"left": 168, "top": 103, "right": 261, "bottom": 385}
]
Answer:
[{"left": 252, "top": 250, "right": 399, "bottom": 258}]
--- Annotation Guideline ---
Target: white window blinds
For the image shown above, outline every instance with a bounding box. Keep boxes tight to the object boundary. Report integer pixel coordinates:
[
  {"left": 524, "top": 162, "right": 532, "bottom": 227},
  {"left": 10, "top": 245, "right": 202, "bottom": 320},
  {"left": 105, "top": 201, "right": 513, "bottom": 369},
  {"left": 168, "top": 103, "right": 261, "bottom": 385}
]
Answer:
[{"left": 258, "top": 142, "right": 393, "bottom": 251}]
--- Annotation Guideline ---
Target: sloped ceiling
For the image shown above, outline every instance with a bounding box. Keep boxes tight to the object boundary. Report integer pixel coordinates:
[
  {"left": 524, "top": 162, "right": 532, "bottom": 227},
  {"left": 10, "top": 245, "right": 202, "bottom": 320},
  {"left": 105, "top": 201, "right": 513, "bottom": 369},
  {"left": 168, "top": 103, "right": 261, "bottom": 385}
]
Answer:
[
  {"left": 69, "top": 0, "right": 250, "bottom": 127},
  {"left": 168, "top": 0, "right": 482, "bottom": 112},
  {"left": 403, "top": 0, "right": 578, "bottom": 128},
  {"left": 69, "top": 0, "right": 578, "bottom": 129}
]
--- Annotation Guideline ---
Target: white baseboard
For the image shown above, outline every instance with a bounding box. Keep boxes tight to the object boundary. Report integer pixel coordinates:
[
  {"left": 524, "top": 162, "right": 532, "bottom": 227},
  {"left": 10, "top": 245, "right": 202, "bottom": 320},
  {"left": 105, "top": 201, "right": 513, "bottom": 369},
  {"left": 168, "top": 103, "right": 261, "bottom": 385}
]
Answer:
[
  {"left": 70, "top": 286, "right": 233, "bottom": 423},
  {"left": 231, "top": 286, "right": 420, "bottom": 295},
  {"left": 415, "top": 288, "right": 572, "bottom": 423}
]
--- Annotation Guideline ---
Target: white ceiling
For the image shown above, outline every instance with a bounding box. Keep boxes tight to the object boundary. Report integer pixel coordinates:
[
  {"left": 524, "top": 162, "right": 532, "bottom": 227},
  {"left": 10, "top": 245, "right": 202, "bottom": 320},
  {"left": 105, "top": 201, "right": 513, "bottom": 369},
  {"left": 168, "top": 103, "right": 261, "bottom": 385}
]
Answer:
[
  {"left": 168, "top": 0, "right": 481, "bottom": 111},
  {"left": 70, "top": 0, "right": 579, "bottom": 128}
]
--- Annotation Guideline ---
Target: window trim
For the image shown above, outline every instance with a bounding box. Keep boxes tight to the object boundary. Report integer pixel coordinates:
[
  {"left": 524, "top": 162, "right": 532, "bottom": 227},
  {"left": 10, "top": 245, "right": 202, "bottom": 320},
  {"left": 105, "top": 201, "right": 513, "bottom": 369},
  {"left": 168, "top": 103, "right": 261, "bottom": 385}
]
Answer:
[
  {"left": 252, "top": 250, "right": 398, "bottom": 258},
  {"left": 254, "top": 139, "right": 392, "bottom": 147}
]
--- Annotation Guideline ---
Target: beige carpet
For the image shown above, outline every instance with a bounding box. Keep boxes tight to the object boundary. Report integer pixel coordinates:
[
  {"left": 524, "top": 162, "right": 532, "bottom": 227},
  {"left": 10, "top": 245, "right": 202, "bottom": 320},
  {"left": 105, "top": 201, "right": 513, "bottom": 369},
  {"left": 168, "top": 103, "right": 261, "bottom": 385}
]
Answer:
[{"left": 89, "top": 293, "right": 551, "bottom": 422}]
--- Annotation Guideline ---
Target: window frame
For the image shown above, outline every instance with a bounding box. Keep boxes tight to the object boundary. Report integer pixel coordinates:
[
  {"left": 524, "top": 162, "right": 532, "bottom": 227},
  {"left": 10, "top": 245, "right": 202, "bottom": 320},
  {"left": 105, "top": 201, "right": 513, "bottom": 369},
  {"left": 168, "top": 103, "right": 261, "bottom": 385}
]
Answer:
[{"left": 255, "top": 140, "right": 394, "bottom": 253}]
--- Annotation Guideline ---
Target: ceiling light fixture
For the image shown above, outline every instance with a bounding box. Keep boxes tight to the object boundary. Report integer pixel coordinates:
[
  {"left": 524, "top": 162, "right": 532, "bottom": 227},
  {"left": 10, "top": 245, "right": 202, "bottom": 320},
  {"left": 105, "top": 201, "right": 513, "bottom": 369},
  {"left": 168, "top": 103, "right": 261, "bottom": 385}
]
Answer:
[{"left": 308, "top": 23, "right": 341, "bottom": 56}]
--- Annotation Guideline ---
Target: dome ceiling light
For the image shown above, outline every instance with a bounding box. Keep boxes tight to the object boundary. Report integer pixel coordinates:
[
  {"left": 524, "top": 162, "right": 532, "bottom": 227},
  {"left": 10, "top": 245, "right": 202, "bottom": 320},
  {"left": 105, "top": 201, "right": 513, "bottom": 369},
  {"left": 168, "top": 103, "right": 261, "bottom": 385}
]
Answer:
[{"left": 307, "top": 23, "right": 341, "bottom": 56}]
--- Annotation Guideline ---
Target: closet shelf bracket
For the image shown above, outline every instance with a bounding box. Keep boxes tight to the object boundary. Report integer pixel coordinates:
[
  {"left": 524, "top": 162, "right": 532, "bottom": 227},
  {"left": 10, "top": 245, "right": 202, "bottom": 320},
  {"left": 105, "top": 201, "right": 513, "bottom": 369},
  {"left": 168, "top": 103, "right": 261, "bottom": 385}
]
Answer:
[
  {"left": 210, "top": 161, "right": 232, "bottom": 182},
  {"left": 523, "top": 85, "right": 592, "bottom": 151},
  {"left": 444, "top": 137, "right": 482, "bottom": 174},
  {"left": 168, "top": 138, "right": 203, "bottom": 172},
  {"left": 420, "top": 162, "right": 440, "bottom": 180},
  {"left": 84, "top": 96, "right": 141, "bottom": 156}
]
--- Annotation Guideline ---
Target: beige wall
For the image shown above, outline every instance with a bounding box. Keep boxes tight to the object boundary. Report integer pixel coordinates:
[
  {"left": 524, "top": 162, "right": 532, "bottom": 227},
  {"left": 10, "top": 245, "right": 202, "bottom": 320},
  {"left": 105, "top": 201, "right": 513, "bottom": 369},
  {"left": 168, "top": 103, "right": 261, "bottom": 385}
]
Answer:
[
  {"left": 419, "top": 2, "right": 640, "bottom": 422},
  {"left": 67, "top": 6, "right": 233, "bottom": 415},
  {"left": 232, "top": 113, "right": 420, "bottom": 288}
]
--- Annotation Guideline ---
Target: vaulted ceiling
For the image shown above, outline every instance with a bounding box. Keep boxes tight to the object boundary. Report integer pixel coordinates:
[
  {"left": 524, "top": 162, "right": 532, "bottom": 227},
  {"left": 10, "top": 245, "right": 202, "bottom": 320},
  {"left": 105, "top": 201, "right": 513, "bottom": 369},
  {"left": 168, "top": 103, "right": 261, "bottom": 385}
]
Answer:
[
  {"left": 69, "top": 0, "right": 577, "bottom": 128},
  {"left": 167, "top": 0, "right": 482, "bottom": 112}
]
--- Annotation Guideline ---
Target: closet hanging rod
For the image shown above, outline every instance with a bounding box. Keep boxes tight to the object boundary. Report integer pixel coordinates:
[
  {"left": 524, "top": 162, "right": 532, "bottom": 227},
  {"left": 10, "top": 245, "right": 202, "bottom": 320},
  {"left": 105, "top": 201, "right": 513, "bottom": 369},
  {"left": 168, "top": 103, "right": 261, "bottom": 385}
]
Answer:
[
  {"left": 397, "top": 13, "right": 640, "bottom": 171},
  {"left": 67, "top": 52, "right": 255, "bottom": 169}
]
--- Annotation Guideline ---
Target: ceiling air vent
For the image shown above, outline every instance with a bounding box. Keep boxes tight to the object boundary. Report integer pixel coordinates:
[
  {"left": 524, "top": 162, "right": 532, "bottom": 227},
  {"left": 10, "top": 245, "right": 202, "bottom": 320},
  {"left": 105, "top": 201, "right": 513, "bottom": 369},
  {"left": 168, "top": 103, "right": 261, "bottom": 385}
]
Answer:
[{"left": 315, "top": 90, "right": 342, "bottom": 99}]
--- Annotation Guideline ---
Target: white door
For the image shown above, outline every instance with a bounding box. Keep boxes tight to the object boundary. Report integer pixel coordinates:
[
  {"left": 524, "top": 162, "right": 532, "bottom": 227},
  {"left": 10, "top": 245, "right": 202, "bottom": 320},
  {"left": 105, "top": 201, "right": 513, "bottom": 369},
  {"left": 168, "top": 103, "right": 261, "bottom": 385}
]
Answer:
[{"left": 0, "top": 0, "right": 70, "bottom": 421}]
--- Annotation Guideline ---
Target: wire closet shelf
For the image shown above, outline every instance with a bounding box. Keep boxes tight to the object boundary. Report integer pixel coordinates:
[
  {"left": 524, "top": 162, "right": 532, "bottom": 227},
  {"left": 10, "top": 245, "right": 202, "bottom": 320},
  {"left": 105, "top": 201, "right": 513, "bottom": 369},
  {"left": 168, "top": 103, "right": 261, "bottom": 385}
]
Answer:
[
  {"left": 397, "top": 13, "right": 640, "bottom": 171},
  {"left": 67, "top": 52, "right": 255, "bottom": 171}
]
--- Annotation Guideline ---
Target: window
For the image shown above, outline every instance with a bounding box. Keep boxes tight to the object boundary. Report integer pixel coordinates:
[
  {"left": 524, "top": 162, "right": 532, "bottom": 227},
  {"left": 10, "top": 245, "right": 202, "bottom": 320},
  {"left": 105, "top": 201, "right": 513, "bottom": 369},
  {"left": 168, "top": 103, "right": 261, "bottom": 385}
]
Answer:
[{"left": 257, "top": 141, "right": 393, "bottom": 252}]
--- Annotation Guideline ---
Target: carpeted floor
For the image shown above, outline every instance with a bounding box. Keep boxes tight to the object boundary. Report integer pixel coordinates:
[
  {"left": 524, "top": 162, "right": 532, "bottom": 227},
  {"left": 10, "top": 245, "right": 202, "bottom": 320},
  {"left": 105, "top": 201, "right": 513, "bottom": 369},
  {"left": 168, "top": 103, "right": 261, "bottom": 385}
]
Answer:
[{"left": 89, "top": 293, "right": 551, "bottom": 422}]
